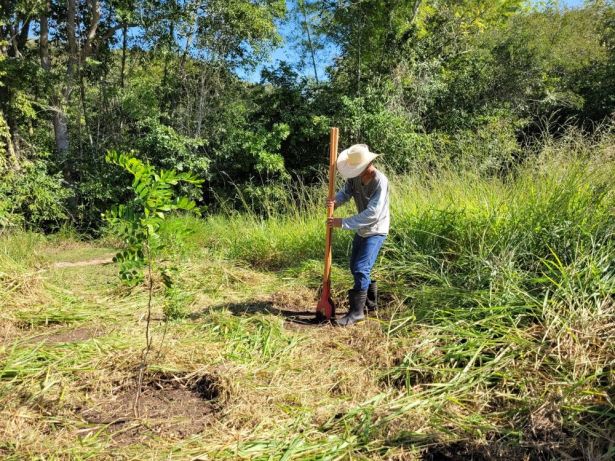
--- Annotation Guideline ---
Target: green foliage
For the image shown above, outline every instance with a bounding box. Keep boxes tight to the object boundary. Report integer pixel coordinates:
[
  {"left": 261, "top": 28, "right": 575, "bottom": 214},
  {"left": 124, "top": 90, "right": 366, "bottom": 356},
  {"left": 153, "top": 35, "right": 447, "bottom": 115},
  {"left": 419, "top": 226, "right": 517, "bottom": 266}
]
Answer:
[
  {"left": 338, "top": 87, "right": 523, "bottom": 174},
  {"left": 0, "top": 112, "right": 11, "bottom": 170},
  {"left": 162, "top": 285, "right": 193, "bottom": 320},
  {"left": 254, "top": 64, "right": 332, "bottom": 174},
  {"left": 327, "top": 0, "right": 614, "bottom": 148},
  {"left": 211, "top": 122, "right": 293, "bottom": 213},
  {"left": 197, "top": 0, "right": 286, "bottom": 63},
  {"left": 103, "top": 150, "right": 203, "bottom": 286},
  {"left": 135, "top": 118, "right": 210, "bottom": 178},
  {"left": 214, "top": 123, "right": 290, "bottom": 182},
  {"left": 338, "top": 86, "right": 430, "bottom": 171},
  {"left": 242, "top": 123, "right": 290, "bottom": 180},
  {"left": 0, "top": 161, "right": 71, "bottom": 230},
  {"left": 3, "top": 0, "right": 615, "bottom": 234}
]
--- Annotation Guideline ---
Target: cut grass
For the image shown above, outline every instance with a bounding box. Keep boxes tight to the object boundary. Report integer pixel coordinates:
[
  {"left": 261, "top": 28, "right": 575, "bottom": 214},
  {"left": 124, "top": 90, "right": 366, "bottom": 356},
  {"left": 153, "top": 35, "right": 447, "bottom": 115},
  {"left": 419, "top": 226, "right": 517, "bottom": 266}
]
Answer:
[
  {"left": 1, "top": 131, "right": 614, "bottom": 459},
  {"left": 0, "top": 240, "right": 397, "bottom": 459}
]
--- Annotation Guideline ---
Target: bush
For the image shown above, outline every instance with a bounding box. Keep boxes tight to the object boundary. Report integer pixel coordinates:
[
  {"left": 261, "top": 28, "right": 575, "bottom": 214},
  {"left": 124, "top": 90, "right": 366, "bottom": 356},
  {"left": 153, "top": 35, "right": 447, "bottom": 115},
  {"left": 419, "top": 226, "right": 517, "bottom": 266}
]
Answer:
[
  {"left": 0, "top": 161, "right": 72, "bottom": 231},
  {"left": 135, "top": 118, "right": 210, "bottom": 179},
  {"left": 338, "top": 85, "right": 524, "bottom": 175}
]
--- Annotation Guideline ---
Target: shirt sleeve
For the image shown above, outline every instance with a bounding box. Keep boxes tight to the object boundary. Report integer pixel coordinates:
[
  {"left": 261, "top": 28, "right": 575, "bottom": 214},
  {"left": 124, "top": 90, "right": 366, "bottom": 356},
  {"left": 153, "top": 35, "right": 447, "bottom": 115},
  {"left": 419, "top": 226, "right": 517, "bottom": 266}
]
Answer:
[
  {"left": 342, "top": 177, "right": 388, "bottom": 231},
  {"left": 334, "top": 180, "right": 353, "bottom": 206}
]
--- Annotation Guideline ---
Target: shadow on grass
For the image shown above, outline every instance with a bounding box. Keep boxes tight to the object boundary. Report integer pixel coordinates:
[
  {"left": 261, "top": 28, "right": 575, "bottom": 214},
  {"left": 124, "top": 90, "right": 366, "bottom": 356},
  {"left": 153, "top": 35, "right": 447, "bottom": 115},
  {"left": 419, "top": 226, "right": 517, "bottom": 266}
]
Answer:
[{"left": 190, "top": 300, "right": 330, "bottom": 326}]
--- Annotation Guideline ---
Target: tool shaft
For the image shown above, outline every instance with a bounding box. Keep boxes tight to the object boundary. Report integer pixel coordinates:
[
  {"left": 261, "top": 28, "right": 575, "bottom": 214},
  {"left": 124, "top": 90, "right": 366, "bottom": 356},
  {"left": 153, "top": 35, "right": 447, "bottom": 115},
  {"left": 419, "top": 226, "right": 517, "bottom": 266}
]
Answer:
[{"left": 318, "top": 127, "right": 338, "bottom": 319}]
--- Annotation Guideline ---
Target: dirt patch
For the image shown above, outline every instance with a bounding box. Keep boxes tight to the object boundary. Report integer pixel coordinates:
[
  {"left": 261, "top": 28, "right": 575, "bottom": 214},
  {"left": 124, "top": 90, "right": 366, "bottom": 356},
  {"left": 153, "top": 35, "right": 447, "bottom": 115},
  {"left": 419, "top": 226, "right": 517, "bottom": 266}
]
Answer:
[
  {"left": 33, "top": 326, "right": 101, "bottom": 345},
  {"left": 81, "top": 372, "right": 221, "bottom": 444},
  {"left": 270, "top": 287, "right": 316, "bottom": 313},
  {"left": 422, "top": 442, "right": 489, "bottom": 461},
  {"left": 525, "top": 401, "right": 564, "bottom": 445},
  {"left": 17, "top": 326, "right": 102, "bottom": 345},
  {"left": 420, "top": 440, "right": 529, "bottom": 461},
  {"left": 51, "top": 257, "right": 114, "bottom": 268},
  {"left": 420, "top": 439, "right": 568, "bottom": 461},
  {"left": 270, "top": 288, "right": 326, "bottom": 326}
]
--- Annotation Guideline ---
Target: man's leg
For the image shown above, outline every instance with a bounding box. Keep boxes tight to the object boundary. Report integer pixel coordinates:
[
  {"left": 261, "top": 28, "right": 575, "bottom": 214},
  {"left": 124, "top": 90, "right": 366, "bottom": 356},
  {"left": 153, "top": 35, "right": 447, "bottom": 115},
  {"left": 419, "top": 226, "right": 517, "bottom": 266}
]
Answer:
[
  {"left": 364, "top": 235, "right": 386, "bottom": 312},
  {"left": 349, "top": 233, "right": 361, "bottom": 282},
  {"left": 353, "top": 234, "right": 385, "bottom": 290},
  {"left": 366, "top": 281, "right": 378, "bottom": 312},
  {"left": 337, "top": 234, "right": 385, "bottom": 326}
]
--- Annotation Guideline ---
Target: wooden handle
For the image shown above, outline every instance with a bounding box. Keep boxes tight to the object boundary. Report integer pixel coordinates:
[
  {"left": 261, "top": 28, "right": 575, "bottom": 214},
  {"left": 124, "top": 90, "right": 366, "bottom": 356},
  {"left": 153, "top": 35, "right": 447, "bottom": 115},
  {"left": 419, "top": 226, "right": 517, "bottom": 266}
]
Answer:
[
  {"left": 323, "top": 127, "right": 339, "bottom": 287},
  {"left": 327, "top": 127, "right": 338, "bottom": 203}
]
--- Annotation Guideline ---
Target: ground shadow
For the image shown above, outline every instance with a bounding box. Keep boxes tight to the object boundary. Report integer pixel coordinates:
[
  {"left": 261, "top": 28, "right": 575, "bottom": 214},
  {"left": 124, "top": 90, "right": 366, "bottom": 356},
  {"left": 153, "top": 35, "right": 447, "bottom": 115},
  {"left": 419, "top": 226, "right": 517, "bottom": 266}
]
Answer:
[{"left": 190, "top": 299, "right": 332, "bottom": 326}]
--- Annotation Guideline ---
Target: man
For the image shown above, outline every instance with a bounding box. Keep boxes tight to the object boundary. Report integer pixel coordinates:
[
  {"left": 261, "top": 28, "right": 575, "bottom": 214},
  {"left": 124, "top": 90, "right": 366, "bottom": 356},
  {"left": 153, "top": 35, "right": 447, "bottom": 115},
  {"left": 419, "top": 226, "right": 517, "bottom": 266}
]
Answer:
[{"left": 327, "top": 143, "right": 390, "bottom": 327}]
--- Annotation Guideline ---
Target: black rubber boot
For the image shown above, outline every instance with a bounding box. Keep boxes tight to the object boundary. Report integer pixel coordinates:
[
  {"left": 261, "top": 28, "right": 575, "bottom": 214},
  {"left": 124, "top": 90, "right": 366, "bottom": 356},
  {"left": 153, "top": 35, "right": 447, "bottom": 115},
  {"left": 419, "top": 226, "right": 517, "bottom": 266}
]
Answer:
[
  {"left": 336, "top": 290, "right": 367, "bottom": 327},
  {"left": 365, "top": 281, "right": 378, "bottom": 312}
]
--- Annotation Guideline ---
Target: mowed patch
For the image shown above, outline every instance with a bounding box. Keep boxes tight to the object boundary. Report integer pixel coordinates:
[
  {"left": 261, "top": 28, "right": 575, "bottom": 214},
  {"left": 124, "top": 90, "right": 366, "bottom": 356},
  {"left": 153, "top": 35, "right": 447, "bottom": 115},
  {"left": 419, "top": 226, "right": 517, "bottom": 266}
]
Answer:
[
  {"left": 51, "top": 257, "right": 114, "bottom": 269},
  {"left": 24, "top": 325, "right": 103, "bottom": 345},
  {"left": 3, "top": 230, "right": 612, "bottom": 459}
]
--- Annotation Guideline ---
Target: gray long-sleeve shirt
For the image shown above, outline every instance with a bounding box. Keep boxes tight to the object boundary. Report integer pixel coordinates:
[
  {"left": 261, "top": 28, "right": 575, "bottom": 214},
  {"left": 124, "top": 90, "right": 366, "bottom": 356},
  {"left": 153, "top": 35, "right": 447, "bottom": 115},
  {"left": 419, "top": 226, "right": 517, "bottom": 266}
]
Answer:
[{"left": 334, "top": 170, "right": 390, "bottom": 237}]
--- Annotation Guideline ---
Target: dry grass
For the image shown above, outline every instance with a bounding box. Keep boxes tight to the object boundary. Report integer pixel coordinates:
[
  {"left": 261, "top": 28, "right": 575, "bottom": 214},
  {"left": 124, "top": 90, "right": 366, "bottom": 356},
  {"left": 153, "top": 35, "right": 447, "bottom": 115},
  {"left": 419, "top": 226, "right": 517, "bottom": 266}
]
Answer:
[
  {"left": 0, "top": 239, "right": 406, "bottom": 460},
  {"left": 1, "top": 137, "right": 614, "bottom": 459},
  {"left": 2, "top": 233, "right": 610, "bottom": 460}
]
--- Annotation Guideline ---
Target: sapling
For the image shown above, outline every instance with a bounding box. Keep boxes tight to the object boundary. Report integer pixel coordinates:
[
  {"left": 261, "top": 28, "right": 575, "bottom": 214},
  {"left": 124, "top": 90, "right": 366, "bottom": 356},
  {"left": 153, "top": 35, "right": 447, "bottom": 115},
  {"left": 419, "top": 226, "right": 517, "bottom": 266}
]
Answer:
[{"left": 103, "top": 150, "right": 203, "bottom": 416}]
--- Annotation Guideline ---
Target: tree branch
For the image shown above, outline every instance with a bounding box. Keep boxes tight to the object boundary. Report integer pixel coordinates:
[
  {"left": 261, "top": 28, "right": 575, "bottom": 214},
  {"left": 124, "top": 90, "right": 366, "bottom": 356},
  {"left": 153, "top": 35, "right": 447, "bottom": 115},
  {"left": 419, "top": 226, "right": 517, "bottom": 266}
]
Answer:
[
  {"left": 82, "top": 0, "right": 101, "bottom": 61},
  {"left": 99, "top": 22, "right": 138, "bottom": 44}
]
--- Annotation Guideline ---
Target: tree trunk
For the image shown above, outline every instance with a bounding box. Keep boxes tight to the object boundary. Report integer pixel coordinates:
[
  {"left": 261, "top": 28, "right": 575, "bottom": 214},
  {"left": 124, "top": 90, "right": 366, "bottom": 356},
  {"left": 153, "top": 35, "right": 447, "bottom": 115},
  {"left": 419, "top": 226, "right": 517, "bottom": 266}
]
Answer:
[
  {"left": 17, "top": 18, "right": 30, "bottom": 52},
  {"left": 40, "top": 0, "right": 70, "bottom": 156},
  {"left": 8, "top": 18, "right": 31, "bottom": 58},
  {"left": 64, "top": 0, "right": 79, "bottom": 159},
  {"left": 121, "top": 23, "right": 128, "bottom": 88},
  {"left": 39, "top": 6, "right": 51, "bottom": 70},
  {"left": 299, "top": 0, "right": 319, "bottom": 84},
  {"left": 82, "top": 0, "right": 101, "bottom": 62},
  {"left": 66, "top": 0, "right": 78, "bottom": 83},
  {"left": 52, "top": 113, "right": 70, "bottom": 154},
  {"left": 78, "top": 0, "right": 100, "bottom": 148}
]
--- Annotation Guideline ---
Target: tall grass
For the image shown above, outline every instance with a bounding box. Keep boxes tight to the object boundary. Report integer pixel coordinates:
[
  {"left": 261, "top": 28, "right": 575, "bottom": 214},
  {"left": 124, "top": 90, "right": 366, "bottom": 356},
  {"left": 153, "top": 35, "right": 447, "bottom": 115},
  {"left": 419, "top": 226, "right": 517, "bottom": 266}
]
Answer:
[
  {"left": 164, "top": 128, "right": 614, "bottom": 287},
  {"left": 159, "top": 126, "right": 614, "bottom": 456},
  {"left": 3, "top": 129, "right": 610, "bottom": 458}
]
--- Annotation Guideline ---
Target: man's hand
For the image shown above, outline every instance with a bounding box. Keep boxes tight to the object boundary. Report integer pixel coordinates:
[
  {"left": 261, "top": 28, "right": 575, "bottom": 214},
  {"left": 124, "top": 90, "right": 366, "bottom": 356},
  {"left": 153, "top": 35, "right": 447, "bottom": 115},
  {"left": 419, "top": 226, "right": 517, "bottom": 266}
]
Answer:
[
  {"left": 326, "top": 199, "right": 336, "bottom": 210},
  {"left": 327, "top": 217, "right": 343, "bottom": 228}
]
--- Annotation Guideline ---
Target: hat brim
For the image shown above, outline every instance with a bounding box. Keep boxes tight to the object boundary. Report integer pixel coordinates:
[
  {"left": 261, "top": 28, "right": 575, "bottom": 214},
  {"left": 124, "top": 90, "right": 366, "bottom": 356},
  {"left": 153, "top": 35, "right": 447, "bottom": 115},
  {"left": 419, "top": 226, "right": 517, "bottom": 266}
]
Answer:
[{"left": 337, "top": 148, "right": 379, "bottom": 179}]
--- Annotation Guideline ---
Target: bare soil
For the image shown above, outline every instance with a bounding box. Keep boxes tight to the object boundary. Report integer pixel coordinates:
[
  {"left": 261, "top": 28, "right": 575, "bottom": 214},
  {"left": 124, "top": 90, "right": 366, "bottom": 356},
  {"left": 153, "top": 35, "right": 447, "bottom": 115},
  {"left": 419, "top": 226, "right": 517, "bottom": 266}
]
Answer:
[
  {"left": 81, "top": 372, "right": 221, "bottom": 445},
  {"left": 45, "top": 326, "right": 99, "bottom": 344},
  {"left": 23, "top": 326, "right": 102, "bottom": 345},
  {"left": 51, "top": 257, "right": 114, "bottom": 268}
]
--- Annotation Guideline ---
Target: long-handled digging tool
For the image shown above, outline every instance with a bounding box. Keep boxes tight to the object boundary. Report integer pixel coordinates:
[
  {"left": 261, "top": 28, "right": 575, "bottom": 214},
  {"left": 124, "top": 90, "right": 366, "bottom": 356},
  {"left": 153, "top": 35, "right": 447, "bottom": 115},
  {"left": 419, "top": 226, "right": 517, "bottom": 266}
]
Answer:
[{"left": 316, "top": 127, "right": 339, "bottom": 322}]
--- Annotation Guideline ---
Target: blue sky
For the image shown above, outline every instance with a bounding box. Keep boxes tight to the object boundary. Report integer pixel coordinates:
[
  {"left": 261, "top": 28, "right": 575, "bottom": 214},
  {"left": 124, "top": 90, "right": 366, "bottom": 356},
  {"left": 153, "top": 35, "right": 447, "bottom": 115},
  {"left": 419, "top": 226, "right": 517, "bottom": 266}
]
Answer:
[
  {"left": 237, "top": 0, "right": 339, "bottom": 83},
  {"left": 237, "top": 0, "right": 587, "bottom": 83}
]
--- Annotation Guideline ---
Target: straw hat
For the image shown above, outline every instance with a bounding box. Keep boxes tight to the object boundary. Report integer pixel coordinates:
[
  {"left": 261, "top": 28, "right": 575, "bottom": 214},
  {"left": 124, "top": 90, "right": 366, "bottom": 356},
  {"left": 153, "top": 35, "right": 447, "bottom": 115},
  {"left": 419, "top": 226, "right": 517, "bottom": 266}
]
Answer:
[{"left": 337, "top": 144, "right": 379, "bottom": 179}]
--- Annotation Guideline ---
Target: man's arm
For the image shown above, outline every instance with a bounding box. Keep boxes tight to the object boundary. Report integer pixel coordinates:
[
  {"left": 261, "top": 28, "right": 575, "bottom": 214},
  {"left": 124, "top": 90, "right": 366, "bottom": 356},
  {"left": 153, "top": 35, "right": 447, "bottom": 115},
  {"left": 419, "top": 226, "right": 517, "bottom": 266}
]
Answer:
[
  {"left": 341, "top": 177, "right": 388, "bottom": 230},
  {"left": 333, "top": 180, "right": 352, "bottom": 208}
]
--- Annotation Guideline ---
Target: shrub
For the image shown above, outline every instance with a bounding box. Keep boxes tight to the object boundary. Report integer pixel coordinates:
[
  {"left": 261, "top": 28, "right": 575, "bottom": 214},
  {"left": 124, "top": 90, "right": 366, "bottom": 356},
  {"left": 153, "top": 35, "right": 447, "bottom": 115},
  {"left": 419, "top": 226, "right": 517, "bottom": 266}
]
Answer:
[{"left": 0, "top": 160, "right": 71, "bottom": 231}]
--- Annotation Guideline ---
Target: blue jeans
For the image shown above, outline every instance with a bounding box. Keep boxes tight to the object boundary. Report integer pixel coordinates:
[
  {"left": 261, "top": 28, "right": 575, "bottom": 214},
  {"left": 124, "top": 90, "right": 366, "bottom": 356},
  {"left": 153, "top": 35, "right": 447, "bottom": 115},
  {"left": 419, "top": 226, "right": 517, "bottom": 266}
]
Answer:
[{"left": 350, "top": 234, "right": 386, "bottom": 291}]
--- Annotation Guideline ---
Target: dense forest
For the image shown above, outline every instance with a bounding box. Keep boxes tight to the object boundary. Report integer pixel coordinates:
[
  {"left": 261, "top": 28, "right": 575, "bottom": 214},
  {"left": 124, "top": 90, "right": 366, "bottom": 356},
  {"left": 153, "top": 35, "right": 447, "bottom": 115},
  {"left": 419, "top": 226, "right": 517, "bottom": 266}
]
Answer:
[{"left": 1, "top": 0, "right": 614, "bottom": 230}]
